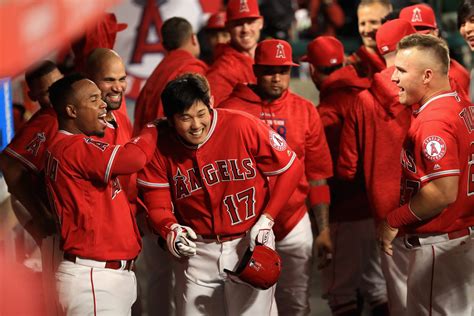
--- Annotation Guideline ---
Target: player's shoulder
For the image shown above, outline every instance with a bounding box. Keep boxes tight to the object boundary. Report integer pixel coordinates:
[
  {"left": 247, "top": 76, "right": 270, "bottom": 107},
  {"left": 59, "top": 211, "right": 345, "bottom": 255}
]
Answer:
[
  {"left": 215, "top": 108, "right": 260, "bottom": 125},
  {"left": 418, "top": 92, "right": 465, "bottom": 122},
  {"left": 19, "top": 107, "right": 57, "bottom": 132}
]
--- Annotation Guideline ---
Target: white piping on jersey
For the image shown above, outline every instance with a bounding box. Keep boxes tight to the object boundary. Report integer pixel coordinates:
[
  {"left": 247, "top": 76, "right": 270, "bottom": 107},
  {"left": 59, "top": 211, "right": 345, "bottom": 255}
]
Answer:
[
  {"left": 262, "top": 152, "right": 297, "bottom": 176},
  {"left": 413, "top": 91, "right": 458, "bottom": 115},
  {"left": 137, "top": 178, "right": 170, "bottom": 188},
  {"left": 420, "top": 169, "right": 460, "bottom": 182},
  {"left": 4, "top": 147, "right": 39, "bottom": 172},
  {"left": 104, "top": 145, "right": 120, "bottom": 184},
  {"left": 58, "top": 130, "right": 73, "bottom": 135}
]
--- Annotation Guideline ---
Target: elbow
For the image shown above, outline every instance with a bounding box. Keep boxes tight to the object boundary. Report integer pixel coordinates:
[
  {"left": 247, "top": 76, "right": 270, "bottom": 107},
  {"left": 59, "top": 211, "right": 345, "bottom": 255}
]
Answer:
[{"left": 439, "top": 187, "right": 458, "bottom": 207}]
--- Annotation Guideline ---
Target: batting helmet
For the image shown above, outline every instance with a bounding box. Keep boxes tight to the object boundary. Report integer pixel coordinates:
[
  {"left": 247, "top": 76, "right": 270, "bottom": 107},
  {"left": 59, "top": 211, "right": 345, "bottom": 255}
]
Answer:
[{"left": 224, "top": 245, "right": 281, "bottom": 290}]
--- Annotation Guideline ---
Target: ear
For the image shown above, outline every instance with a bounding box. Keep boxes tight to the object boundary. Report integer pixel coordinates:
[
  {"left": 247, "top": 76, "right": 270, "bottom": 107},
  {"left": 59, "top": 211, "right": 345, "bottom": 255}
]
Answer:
[
  {"left": 423, "top": 69, "right": 433, "bottom": 84},
  {"left": 65, "top": 104, "right": 77, "bottom": 119},
  {"left": 27, "top": 90, "right": 37, "bottom": 102},
  {"left": 257, "top": 17, "right": 264, "bottom": 30}
]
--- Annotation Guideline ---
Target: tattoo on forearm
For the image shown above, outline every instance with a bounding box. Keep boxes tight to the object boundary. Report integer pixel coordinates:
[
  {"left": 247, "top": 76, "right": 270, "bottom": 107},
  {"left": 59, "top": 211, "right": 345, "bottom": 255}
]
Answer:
[{"left": 312, "top": 203, "right": 329, "bottom": 233}]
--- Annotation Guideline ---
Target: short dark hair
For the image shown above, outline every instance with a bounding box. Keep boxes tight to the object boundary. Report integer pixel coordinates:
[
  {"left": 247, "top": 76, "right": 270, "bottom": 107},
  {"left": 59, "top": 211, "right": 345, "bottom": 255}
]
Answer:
[
  {"left": 161, "top": 73, "right": 211, "bottom": 118},
  {"left": 49, "top": 73, "right": 87, "bottom": 117},
  {"left": 458, "top": 0, "right": 474, "bottom": 28},
  {"left": 316, "top": 64, "right": 343, "bottom": 75},
  {"left": 161, "top": 17, "right": 193, "bottom": 51},
  {"left": 398, "top": 34, "right": 450, "bottom": 74},
  {"left": 25, "top": 60, "right": 58, "bottom": 88}
]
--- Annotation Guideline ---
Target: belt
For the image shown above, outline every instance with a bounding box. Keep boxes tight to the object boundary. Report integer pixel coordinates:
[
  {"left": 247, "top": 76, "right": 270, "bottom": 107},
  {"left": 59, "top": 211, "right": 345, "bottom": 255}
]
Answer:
[
  {"left": 64, "top": 253, "right": 134, "bottom": 271},
  {"left": 405, "top": 226, "right": 473, "bottom": 249},
  {"left": 199, "top": 232, "right": 247, "bottom": 243}
]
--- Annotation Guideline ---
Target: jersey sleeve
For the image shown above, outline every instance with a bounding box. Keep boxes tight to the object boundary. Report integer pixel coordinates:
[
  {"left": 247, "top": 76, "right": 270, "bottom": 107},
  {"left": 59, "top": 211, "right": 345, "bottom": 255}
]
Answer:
[
  {"left": 414, "top": 120, "right": 460, "bottom": 183},
  {"left": 137, "top": 151, "right": 177, "bottom": 238},
  {"left": 63, "top": 137, "right": 120, "bottom": 183},
  {"left": 305, "top": 106, "right": 334, "bottom": 180},
  {"left": 248, "top": 117, "right": 297, "bottom": 176},
  {"left": 337, "top": 97, "right": 361, "bottom": 180},
  {"left": 4, "top": 112, "right": 56, "bottom": 172}
]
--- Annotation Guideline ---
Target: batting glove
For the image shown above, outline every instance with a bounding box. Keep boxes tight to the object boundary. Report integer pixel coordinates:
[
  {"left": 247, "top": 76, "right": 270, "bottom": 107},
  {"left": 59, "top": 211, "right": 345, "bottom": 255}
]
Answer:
[
  {"left": 249, "top": 214, "right": 275, "bottom": 251},
  {"left": 166, "top": 223, "right": 198, "bottom": 259}
]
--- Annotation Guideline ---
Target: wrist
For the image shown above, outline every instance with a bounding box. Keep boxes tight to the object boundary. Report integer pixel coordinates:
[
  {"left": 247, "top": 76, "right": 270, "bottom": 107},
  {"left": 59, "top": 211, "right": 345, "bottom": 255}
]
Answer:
[{"left": 387, "top": 203, "right": 422, "bottom": 228}]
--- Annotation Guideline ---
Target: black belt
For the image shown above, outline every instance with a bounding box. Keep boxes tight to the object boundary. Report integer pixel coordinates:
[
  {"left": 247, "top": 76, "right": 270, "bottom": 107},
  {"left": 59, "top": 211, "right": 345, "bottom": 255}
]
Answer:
[
  {"left": 64, "top": 253, "right": 134, "bottom": 271},
  {"left": 200, "top": 232, "right": 247, "bottom": 243},
  {"left": 405, "top": 227, "right": 472, "bottom": 248}
]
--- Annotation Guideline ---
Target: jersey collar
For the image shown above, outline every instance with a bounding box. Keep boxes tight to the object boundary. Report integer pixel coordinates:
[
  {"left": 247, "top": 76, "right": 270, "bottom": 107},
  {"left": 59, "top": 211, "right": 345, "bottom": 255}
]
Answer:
[{"left": 413, "top": 91, "right": 459, "bottom": 115}]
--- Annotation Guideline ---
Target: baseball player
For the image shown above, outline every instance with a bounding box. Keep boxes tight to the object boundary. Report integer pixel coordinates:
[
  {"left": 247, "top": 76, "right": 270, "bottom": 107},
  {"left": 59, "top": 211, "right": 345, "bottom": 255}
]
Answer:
[
  {"left": 219, "top": 39, "right": 333, "bottom": 316},
  {"left": 45, "top": 74, "right": 158, "bottom": 315},
  {"left": 399, "top": 3, "right": 471, "bottom": 98},
  {"left": 347, "top": 0, "right": 391, "bottom": 79},
  {"left": 0, "top": 60, "right": 63, "bottom": 315},
  {"left": 133, "top": 17, "right": 208, "bottom": 134},
  {"left": 207, "top": 0, "right": 262, "bottom": 106},
  {"left": 137, "top": 73, "right": 303, "bottom": 316},
  {"left": 303, "top": 36, "right": 389, "bottom": 315},
  {"left": 338, "top": 19, "right": 417, "bottom": 315},
  {"left": 458, "top": 0, "right": 474, "bottom": 102},
  {"left": 379, "top": 33, "right": 474, "bottom": 315},
  {"left": 203, "top": 11, "right": 231, "bottom": 65}
]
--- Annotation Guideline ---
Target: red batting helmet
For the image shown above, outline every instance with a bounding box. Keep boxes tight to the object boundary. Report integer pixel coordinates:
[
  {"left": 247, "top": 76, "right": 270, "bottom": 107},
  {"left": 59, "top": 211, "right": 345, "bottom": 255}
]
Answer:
[{"left": 224, "top": 245, "right": 281, "bottom": 290}]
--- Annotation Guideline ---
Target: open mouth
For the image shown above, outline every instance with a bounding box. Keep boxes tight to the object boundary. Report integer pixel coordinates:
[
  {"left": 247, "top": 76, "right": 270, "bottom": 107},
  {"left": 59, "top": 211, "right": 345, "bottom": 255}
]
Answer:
[
  {"left": 98, "top": 111, "right": 107, "bottom": 127},
  {"left": 189, "top": 128, "right": 204, "bottom": 138},
  {"left": 106, "top": 94, "right": 121, "bottom": 103}
]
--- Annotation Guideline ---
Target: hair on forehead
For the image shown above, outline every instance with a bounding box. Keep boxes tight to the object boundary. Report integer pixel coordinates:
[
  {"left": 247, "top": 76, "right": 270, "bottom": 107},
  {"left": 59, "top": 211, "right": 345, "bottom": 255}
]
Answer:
[
  {"left": 458, "top": 0, "right": 474, "bottom": 28},
  {"left": 397, "top": 34, "right": 450, "bottom": 74},
  {"left": 161, "top": 73, "right": 211, "bottom": 119},
  {"left": 25, "top": 60, "right": 59, "bottom": 88},
  {"left": 359, "top": 0, "right": 392, "bottom": 10},
  {"left": 49, "top": 73, "right": 87, "bottom": 117}
]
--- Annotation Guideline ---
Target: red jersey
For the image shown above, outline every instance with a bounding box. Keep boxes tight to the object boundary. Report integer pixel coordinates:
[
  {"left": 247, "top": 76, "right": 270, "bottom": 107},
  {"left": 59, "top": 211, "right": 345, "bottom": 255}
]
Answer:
[
  {"left": 137, "top": 109, "right": 298, "bottom": 239},
  {"left": 347, "top": 45, "right": 386, "bottom": 79},
  {"left": 44, "top": 131, "right": 141, "bottom": 260},
  {"left": 399, "top": 91, "right": 474, "bottom": 234},
  {"left": 133, "top": 49, "right": 208, "bottom": 134},
  {"left": 338, "top": 66, "right": 413, "bottom": 222},
  {"left": 317, "top": 65, "right": 372, "bottom": 222},
  {"left": 219, "top": 85, "right": 333, "bottom": 239},
  {"left": 449, "top": 59, "right": 470, "bottom": 97},
  {"left": 206, "top": 44, "right": 256, "bottom": 106},
  {"left": 4, "top": 107, "right": 57, "bottom": 173}
]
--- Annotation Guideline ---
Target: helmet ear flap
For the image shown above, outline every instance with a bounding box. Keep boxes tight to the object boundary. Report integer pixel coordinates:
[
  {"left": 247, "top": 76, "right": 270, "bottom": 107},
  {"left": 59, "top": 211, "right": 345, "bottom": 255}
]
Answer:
[{"left": 224, "top": 245, "right": 281, "bottom": 290}]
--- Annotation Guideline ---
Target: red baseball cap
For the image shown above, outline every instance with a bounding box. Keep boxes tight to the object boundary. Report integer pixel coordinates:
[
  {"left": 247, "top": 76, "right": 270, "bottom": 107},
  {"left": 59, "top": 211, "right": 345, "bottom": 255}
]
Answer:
[
  {"left": 254, "top": 39, "right": 299, "bottom": 67},
  {"left": 376, "top": 19, "right": 416, "bottom": 55},
  {"left": 207, "top": 12, "right": 226, "bottom": 30},
  {"left": 301, "top": 36, "right": 344, "bottom": 67},
  {"left": 399, "top": 4, "right": 437, "bottom": 31},
  {"left": 226, "top": 0, "right": 261, "bottom": 23}
]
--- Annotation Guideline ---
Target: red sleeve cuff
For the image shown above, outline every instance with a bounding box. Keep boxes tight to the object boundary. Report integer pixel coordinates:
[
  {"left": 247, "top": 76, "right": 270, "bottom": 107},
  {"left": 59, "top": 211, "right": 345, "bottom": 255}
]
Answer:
[
  {"left": 309, "top": 184, "right": 331, "bottom": 206},
  {"left": 386, "top": 203, "right": 422, "bottom": 228}
]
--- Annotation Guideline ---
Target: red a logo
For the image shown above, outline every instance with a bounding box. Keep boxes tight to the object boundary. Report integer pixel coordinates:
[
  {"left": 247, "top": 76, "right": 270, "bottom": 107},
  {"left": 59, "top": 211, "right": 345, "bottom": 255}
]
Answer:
[
  {"left": 26, "top": 132, "right": 46, "bottom": 157},
  {"left": 412, "top": 8, "right": 422, "bottom": 22},
  {"left": 84, "top": 138, "right": 109, "bottom": 151},
  {"left": 130, "top": 0, "right": 165, "bottom": 64},
  {"left": 240, "top": 0, "right": 250, "bottom": 12},
  {"left": 275, "top": 43, "right": 285, "bottom": 59}
]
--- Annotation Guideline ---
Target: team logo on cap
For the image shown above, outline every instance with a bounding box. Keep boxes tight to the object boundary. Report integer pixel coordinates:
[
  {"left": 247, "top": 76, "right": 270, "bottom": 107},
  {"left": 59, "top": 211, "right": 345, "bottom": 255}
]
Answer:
[
  {"left": 275, "top": 43, "right": 286, "bottom": 59},
  {"left": 381, "top": 46, "right": 389, "bottom": 52},
  {"left": 269, "top": 130, "right": 287, "bottom": 151},
  {"left": 239, "top": 0, "right": 249, "bottom": 12},
  {"left": 423, "top": 135, "right": 446, "bottom": 161},
  {"left": 329, "top": 58, "right": 338, "bottom": 64},
  {"left": 412, "top": 7, "right": 422, "bottom": 22}
]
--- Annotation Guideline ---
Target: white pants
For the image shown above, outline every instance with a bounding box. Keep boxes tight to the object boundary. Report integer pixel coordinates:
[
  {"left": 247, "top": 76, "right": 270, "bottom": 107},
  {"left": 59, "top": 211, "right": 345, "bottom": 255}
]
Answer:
[
  {"left": 56, "top": 261, "right": 137, "bottom": 316},
  {"left": 380, "top": 236, "right": 408, "bottom": 315},
  {"left": 321, "top": 218, "right": 387, "bottom": 314},
  {"left": 41, "top": 234, "right": 63, "bottom": 316},
  {"left": 173, "top": 234, "right": 277, "bottom": 316},
  {"left": 275, "top": 212, "right": 313, "bottom": 316},
  {"left": 405, "top": 229, "right": 474, "bottom": 316},
  {"left": 140, "top": 233, "right": 175, "bottom": 316}
]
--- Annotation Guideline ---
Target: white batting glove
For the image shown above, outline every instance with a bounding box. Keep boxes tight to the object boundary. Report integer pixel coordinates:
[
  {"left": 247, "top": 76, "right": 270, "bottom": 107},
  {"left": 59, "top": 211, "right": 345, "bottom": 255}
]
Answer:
[
  {"left": 166, "top": 223, "right": 198, "bottom": 258},
  {"left": 249, "top": 214, "right": 275, "bottom": 251}
]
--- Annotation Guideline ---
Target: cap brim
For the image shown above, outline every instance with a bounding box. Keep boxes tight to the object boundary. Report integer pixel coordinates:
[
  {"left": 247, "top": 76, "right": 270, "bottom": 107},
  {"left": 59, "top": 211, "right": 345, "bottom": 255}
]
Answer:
[{"left": 116, "top": 23, "right": 128, "bottom": 32}]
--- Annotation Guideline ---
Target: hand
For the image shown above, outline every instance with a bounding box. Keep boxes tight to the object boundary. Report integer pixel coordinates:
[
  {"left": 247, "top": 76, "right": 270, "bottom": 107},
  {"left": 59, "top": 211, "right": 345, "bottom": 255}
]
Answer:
[
  {"left": 249, "top": 214, "right": 274, "bottom": 251},
  {"left": 166, "top": 223, "right": 197, "bottom": 258},
  {"left": 315, "top": 228, "right": 333, "bottom": 269},
  {"left": 377, "top": 220, "right": 398, "bottom": 256}
]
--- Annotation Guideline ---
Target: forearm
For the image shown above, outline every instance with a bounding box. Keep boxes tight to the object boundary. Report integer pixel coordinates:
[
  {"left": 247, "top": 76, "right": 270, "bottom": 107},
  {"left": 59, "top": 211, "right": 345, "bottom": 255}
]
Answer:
[
  {"left": 264, "top": 158, "right": 303, "bottom": 219},
  {"left": 141, "top": 188, "right": 178, "bottom": 239},
  {"left": 112, "top": 126, "right": 158, "bottom": 176},
  {"left": 309, "top": 179, "right": 330, "bottom": 233},
  {"left": 387, "top": 176, "right": 458, "bottom": 228}
]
